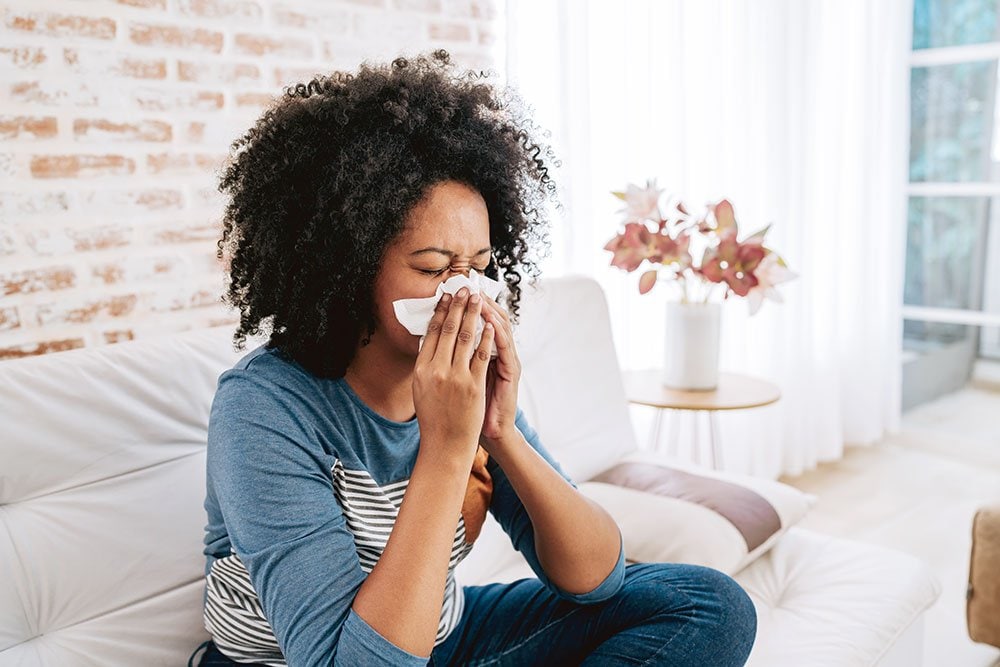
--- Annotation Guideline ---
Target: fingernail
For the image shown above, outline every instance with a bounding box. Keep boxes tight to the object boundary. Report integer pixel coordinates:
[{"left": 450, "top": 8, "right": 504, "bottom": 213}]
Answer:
[
  {"left": 470, "top": 293, "right": 480, "bottom": 303},
  {"left": 442, "top": 293, "right": 452, "bottom": 303}
]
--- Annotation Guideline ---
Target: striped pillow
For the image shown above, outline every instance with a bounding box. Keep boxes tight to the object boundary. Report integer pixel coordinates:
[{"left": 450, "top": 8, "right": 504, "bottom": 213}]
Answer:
[{"left": 579, "top": 451, "right": 817, "bottom": 575}]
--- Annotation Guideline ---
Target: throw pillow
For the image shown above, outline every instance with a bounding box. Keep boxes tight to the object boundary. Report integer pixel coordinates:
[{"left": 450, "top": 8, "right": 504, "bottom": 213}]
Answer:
[{"left": 579, "top": 450, "right": 817, "bottom": 575}]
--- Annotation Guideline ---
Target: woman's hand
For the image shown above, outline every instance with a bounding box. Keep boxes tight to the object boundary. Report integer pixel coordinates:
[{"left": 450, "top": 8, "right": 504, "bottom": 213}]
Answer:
[
  {"left": 412, "top": 287, "right": 496, "bottom": 467},
  {"left": 477, "top": 291, "right": 522, "bottom": 451}
]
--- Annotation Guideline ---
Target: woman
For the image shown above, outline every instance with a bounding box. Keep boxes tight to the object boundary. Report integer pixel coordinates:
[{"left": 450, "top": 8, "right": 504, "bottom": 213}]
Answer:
[{"left": 188, "top": 49, "right": 757, "bottom": 667}]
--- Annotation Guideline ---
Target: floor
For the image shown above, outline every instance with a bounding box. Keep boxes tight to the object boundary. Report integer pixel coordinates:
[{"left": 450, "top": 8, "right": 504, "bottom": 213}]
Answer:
[{"left": 774, "top": 379, "right": 1000, "bottom": 667}]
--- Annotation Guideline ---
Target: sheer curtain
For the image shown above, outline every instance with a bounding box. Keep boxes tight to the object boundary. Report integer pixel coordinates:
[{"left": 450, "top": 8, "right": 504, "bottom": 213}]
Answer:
[{"left": 504, "top": 0, "right": 914, "bottom": 479}]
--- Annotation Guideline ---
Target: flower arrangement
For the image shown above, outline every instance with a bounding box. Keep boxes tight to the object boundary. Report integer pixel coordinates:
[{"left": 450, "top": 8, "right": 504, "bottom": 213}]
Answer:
[{"left": 602, "top": 179, "right": 797, "bottom": 315}]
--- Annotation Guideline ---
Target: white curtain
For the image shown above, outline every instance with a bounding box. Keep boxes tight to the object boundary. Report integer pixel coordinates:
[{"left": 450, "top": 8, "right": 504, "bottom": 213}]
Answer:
[{"left": 504, "top": 0, "right": 914, "bottom": 479}]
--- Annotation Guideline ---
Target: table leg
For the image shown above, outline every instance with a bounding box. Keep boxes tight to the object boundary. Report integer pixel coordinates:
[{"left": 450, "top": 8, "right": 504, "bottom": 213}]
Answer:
[
  {"left": 708, "top": 410, "right": 722, "bottom": 470},
  {"left": 668, "top": 409, "right": 681, "bottom": 458},
  {"left": 648, "top": 407, "right": 665, "bottom": 453},
  {"left": 685, "top": 410, "right": 698, "bottom": 466}
]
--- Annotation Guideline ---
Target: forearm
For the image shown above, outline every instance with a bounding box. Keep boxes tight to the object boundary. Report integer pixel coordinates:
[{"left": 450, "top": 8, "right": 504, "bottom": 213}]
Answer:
[
  {"left": 351, "top": 445, "right": 475, "bottom": 659},
  {"left": 488, "top": 429, "right": 622, "bottom": 596}
]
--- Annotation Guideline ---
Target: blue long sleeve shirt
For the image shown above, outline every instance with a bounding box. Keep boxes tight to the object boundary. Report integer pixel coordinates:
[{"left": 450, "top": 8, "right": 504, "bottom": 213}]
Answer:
[{"left": 200, "top": 343, "right": 626, "bottom": 667}]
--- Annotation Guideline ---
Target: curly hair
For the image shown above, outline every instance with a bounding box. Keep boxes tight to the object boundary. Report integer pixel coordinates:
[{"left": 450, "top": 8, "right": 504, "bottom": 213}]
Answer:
[{"left": 214, "top": 48, "right": 562, "bottom": 379}]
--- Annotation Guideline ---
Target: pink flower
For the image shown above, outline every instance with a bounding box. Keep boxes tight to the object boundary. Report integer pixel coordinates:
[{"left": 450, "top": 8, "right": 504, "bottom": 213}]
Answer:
[
  {"left": 746, "top": 251, "right": 798, "bottom": 315},
  {"left": 694, "top": 199, "right": 742, "bottom": 236},
  {"left": 712, "top": 199, "right": 738, "bottom": 234},
  {"left": 638, "top": 233, "right": 693, "bottom": 294},
  {"left": 603, "top": 222, "right": 653, "bottom": 271},
  {"left": 603, "top": 223, "right": 694, "bottom": 295},
  {"left": 649, "top": 230, "right": 692, "bottom": 268},
  {"left": 699, "top": 228, "right": 766, "bottom": 297}
]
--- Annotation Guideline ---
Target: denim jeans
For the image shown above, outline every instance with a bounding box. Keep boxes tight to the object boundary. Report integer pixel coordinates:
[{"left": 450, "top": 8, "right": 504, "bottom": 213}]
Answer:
[{"left": 188, "top": 561, "right": 758, "bottom": 666}]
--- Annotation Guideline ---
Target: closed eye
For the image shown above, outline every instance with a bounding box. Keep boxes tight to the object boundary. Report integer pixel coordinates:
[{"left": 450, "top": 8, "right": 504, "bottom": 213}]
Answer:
[{"left": 419, "top": 265, "right": 490, "bottom": 276}]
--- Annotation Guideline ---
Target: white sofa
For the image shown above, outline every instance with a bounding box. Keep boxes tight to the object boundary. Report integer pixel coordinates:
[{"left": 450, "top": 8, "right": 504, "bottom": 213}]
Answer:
[{"left": 0, "top": 274, "right": 941, "bottom": 666}]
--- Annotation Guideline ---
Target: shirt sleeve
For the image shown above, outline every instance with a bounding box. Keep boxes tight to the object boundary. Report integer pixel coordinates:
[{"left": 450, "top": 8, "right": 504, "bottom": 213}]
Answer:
[
  {"left": 207, "top": 367, "right": 430, "bottom": 667},
  {"left": 485, "top": 406, "right": 626, "bottom": 605}
]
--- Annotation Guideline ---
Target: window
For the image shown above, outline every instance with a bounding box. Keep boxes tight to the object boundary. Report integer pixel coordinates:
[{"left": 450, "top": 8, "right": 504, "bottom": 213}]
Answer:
[{"left": 904, "top": 0, "right": 1000, "bottom": 409}]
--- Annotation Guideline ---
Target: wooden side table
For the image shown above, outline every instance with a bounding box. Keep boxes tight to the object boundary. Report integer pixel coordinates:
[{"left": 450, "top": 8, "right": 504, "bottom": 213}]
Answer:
[{"left": 621, "top": 369, "right": 781, "bottom": 469}]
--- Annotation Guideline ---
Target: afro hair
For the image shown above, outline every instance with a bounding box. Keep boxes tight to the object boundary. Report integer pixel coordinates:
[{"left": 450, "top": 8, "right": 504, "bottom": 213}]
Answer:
[{"left": 215, "top": 48, "right": 562, "bottom": 379}]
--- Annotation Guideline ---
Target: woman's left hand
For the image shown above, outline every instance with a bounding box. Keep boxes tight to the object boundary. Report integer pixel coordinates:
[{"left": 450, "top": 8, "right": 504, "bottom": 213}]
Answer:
[{"left": 477, "top": 291, "right": 521, "bottom": 451}]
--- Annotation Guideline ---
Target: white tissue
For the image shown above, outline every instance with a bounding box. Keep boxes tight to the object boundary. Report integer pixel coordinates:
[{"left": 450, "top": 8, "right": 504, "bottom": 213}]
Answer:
[{"left": 392, "top": 268, "right": 508, "bottom": 358}]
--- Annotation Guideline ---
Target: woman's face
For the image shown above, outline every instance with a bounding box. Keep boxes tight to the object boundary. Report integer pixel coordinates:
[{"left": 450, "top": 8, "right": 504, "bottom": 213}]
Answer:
[{"left": 371, "top": 179, "right": 493, "bottom": 359}]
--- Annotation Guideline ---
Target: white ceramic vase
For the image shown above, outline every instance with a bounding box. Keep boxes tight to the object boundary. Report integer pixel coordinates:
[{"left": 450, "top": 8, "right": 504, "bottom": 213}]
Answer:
[{"left": 662, "top": 301, "right": 721, "bottom": 391}]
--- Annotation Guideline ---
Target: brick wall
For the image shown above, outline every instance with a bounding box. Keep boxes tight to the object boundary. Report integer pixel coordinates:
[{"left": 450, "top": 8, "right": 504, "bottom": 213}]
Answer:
[{"left": 0, "top": 0, "right": 500, "bottom": 360}]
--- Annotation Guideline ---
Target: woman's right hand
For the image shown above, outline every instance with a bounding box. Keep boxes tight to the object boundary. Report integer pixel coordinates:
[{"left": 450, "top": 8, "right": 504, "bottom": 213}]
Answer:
[{"left": 412, "top": 286, "right": 495, "bottom": 464}]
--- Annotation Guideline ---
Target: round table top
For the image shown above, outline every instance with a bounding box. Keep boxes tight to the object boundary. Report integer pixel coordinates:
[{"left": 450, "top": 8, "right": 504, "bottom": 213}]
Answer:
[{"left": 621, "top": 369, "right": 781, "bottom": 411}]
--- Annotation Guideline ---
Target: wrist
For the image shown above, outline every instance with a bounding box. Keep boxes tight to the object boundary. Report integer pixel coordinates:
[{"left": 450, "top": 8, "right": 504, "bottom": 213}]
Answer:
[
  {"left": 482, "top": 426, "right": 524, "bottom": 454},
  {"left": 416, "top": 439, "right": 478, "bottom": 477}
]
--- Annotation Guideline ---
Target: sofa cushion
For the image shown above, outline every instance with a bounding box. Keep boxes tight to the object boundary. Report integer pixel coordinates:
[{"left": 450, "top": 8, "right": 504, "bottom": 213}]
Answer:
[
  {"left": 471, "top": 525, "right": 941, "bottom": 667},
  {"left": 578, "top": 450, "right": 817, "bottom": 575},
  {"left": 0, "top": 324, "right": 249, "bottom": 665},
  {"left": 511, "top": 277, "right": 641, "bottom": 482},
  {"left": 735, "top": 526, "right": 942, "bottom": 666}
]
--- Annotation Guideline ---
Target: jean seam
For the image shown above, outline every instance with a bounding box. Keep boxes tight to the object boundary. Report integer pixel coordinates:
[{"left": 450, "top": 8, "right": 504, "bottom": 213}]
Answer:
[
  {"left": 466, "top": 605, "right": 587, "bottom": 667},
  {"left": 636, "top": 608, "right": 697, "bottom": 667},
  {"left": 636, "top": 580, "right": 698, "bottom": 667}
]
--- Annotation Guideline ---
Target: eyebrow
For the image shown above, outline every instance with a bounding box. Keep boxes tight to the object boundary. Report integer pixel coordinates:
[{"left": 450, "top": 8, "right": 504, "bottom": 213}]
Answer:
[{"left": 409, "top": 246, "right": 492, "bottom": 257}]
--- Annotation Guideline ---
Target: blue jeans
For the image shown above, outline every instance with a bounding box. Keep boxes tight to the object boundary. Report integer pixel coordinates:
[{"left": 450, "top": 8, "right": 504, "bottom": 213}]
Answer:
[{"left": 188, "top": 562, "right": 757, "bottom": 666}]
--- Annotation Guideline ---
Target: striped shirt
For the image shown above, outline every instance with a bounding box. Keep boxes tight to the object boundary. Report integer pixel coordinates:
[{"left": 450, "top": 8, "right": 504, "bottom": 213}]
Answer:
[{"left": 200, "top": 343, "right": 625, "bottom": 666}]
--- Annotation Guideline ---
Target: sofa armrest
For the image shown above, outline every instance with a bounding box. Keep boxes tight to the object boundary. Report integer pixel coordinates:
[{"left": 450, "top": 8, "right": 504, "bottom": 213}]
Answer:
[{"left": 968, "top": 504, "right": 1000, "bottom": 648}]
